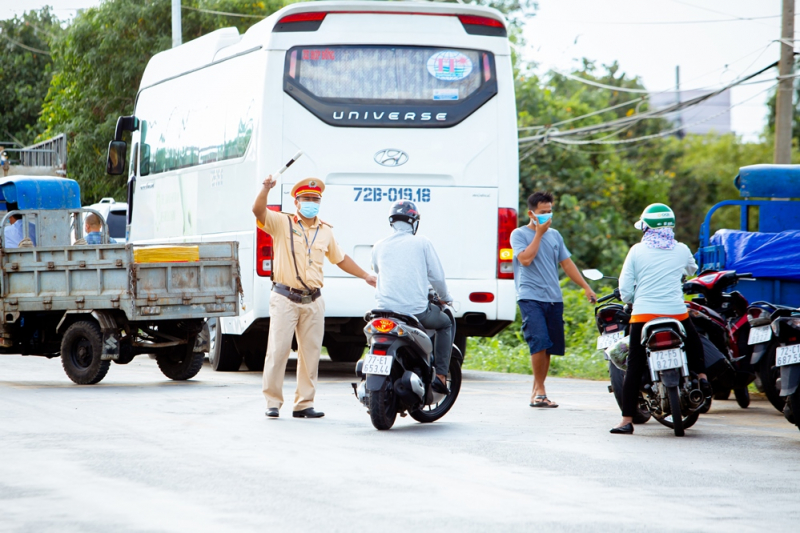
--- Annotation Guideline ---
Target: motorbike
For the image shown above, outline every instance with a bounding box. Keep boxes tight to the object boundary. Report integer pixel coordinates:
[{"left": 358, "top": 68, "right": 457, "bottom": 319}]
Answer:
[
  {"left": 584, "top": 270, "right": 706, "bottom": 437},
  {"left": 746, "top": 301, "right": 792, "bottom": 413},
  {"left": 682, "top": 270, "right": 755, "bottom": 408},
  {"left": 353, "top": 293, "right": 463, "bottom": 430},
  {"left": 764, "top": 307, "right": 800, "bottom": 430},
  {"left": 584, "top": 270, "right": 651, "bottom": 424}
]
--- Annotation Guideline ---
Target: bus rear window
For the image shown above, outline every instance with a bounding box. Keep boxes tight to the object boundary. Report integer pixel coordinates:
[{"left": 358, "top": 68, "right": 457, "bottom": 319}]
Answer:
[{"left": 284, "top": 45, "right": 497, "bottom": 128}]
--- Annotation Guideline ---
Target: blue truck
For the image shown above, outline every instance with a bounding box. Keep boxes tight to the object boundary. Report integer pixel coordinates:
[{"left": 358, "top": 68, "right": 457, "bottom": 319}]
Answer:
[
  {"left": 697, "top": 164, "right": 800, "bottom": 307},
  {"left": 0, "top": 176, "right": 241, "bottom": 384}
]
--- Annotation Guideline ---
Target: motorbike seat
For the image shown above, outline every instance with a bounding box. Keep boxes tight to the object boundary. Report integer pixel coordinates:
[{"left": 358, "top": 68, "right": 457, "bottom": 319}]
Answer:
[
  {"left": 641, "top": 317, "right": 686, "bottom": 344},
  {"left": 365, "top": 309, "right": 424, "bottom": 330}
]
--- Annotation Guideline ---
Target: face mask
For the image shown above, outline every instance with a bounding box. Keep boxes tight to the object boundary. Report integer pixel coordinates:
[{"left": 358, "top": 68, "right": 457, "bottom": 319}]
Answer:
[
  {"left": 299, "top": 201, "right": 320, "bottom": 219},
  {"left": 535, "top": 213, "right": 553, "bottom": 225}
]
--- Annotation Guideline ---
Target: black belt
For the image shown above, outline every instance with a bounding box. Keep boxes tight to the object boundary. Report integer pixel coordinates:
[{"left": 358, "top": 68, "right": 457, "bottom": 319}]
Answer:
[{"left": 273, "top": 283, "right": 321, "bottom": 304}]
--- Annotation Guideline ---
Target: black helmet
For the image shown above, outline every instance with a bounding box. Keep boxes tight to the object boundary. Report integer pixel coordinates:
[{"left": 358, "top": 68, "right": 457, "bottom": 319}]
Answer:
[{"left": 389, "top": 200, "right": 420, "bottom": 234}]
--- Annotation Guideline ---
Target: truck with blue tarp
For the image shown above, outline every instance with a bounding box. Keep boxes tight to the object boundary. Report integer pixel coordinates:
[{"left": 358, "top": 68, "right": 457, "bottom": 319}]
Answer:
[
  {"left": 0, "top": 176, "right": 241, "bottom": 384},
  {"left": 697, "top": 164, "right": 800, "bottom": 307}
]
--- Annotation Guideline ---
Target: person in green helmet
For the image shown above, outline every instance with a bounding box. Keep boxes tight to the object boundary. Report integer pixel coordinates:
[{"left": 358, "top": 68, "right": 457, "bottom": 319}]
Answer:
[{"left": 610, "top": 203, "right": 710, "bottom": 435}]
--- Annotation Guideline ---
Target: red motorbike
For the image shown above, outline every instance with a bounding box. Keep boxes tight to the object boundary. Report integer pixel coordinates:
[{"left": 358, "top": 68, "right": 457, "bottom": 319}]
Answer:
[{"left": 683, "top": 270, "right": 756, "bottom": 408}]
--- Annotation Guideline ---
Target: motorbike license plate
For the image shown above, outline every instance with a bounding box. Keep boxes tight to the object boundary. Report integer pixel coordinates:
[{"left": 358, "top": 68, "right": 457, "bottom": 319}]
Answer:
[
  {"left": 362, "top": 354, "right": 393, "bottom": 375},
  {"left": 775, "top": 344, "right": 800, "bottom": 367},
  {"left": 596, "top": 331, "right": 624, "bottom": 350},
  {"left": 748, "top": 325, "right": 772, "bottom": 345},
  {"left": 648, "top": 349, "right": 684, "bottom": 371}
]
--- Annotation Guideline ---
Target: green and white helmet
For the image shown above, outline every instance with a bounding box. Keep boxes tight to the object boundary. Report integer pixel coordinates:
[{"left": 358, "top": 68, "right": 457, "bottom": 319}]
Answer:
[{"left": 634, "top": 203, "right": 675, "bottom": 230}]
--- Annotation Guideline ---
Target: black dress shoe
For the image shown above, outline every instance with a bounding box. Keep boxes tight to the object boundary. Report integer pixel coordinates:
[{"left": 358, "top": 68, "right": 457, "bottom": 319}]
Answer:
[
  {"left": 610, "top": 423, "right": 634, "bottom": 435},
  {"left": 293, "top": 408, "right": 325, "bottom": 418},
  {"left": 266, "top": 408, "right": 279, "bottom": 418}
]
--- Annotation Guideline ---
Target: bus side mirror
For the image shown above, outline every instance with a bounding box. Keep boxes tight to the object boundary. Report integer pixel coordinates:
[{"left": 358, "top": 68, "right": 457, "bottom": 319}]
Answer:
[
  {"left": 140, "top": 143, "right": 151, "bottom": 176},
  {"left": 107, "top": 141, "right": 127, "bottom": 175}
]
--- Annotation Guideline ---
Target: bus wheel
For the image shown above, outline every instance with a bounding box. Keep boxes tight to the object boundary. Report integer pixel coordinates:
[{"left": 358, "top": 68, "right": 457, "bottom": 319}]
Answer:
[
  {"left": 326, "top": 340, "right": 365, "bottom": 363},
  {"left": 207, "top": 318, "right": 242, "bottom": 371}
]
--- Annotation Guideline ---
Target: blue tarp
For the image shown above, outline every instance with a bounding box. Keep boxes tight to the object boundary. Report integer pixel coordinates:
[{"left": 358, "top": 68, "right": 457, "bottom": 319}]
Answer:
[{"left": 711, "top": 229, "right": 800, "bottom": 281}]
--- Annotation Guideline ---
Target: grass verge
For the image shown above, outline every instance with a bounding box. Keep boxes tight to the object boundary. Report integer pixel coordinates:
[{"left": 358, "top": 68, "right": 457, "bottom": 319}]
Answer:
[{"left": 464, "top": 281, "right": 610, "bottom": 380}]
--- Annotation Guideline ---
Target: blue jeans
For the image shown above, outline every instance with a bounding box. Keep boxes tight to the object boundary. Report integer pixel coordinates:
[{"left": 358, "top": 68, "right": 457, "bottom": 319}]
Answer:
[{"left": 519, "top": 300, "right": 565, "bottom": 356}]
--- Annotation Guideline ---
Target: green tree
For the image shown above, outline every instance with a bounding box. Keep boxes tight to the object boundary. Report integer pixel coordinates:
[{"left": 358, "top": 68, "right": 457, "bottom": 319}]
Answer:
[
  {"left": 0, "top": 8, "right": 62, "bottom": 146},
  {"left": 39, "top": 0, "right": 284, "bottom": 203},
  {"left": 516, "top": 61, "right": 675, "bottom": 275}
]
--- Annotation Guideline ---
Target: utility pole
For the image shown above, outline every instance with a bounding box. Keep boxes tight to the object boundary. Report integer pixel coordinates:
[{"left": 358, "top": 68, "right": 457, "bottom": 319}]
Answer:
[
  {"left": 171, "top": 0, "right": 182, "bottom": 48},
  {"left": 675, "top": 65, "right": 684, "bottom": 139},
  {"left": 774, "top": 0, "right": 795, "bottom": 164}
]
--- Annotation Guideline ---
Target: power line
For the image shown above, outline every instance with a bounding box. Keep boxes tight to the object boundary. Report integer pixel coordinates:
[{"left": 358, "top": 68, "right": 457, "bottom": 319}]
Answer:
[
  {"left": 564, "top": 15, "right": 780, "bottom": 26},
  {"left": 0, "top": 31, "right": 51, "bottom": 55},
  {"left": 181, "top": 5, "right": 265, "bottom": 19},
  {"left": 518, "top": 61, "right": 779, "bottom": 145},
  {"left": 548, "top": 83, "right": 777, "bottom": 147},
  {"left": 518, "top": 95, "right": 647, "bottom": 132},
  {"left": 668, "top": 0, "right": 780, "bottom": 28}
]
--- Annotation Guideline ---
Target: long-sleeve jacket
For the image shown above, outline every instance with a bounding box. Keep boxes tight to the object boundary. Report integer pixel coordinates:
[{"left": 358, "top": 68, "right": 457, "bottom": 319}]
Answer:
[
  {"left": 619, "top": 242, "right": 697, "bottom": 316},
  {"left": 371, "top": 222, "right": 451, "bottom": 315}
]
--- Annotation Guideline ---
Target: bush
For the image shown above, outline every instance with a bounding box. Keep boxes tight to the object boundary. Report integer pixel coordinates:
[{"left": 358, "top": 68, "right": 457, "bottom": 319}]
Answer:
[{"left": 464, "top": 281, "right": 610, "bottom": 380}]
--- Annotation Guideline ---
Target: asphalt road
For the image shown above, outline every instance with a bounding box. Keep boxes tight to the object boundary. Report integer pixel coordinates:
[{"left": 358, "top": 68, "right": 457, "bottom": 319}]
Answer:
[{"left": 1, "top": 354, "right": 799, "bottom": 533}]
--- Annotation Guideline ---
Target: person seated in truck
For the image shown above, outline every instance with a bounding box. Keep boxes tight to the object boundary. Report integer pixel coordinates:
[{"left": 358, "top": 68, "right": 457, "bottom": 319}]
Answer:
[
  {"left": 3, "top": 213, "right": 37, "bottom": 248},
  {"left": 84, "top": 213, "right": 115, "bottom": 244}
]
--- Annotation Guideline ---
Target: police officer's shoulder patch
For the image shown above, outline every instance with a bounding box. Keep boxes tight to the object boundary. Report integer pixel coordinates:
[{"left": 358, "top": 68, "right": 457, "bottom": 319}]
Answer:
[{"left": 320, "top": 219, "right": 334, "bottom": 228}]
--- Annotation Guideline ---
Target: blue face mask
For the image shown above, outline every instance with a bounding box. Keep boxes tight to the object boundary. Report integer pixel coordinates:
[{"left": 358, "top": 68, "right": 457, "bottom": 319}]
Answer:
[
  {"left": 535, "top": 213, "right": 553, "bottom": 225},
  {"left": 299, "top": 201, "right": 320, "bottom": 219}
]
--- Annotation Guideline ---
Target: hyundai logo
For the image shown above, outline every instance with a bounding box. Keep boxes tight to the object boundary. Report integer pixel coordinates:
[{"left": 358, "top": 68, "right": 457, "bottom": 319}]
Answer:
[{"left": 374, "top": 149, "right": 409, "bottom": 167}]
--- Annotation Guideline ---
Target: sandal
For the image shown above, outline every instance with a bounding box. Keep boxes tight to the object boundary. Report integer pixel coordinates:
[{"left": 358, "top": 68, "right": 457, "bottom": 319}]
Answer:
[{"left": 530, "top": 395, "right": 558, "bottom": 408}]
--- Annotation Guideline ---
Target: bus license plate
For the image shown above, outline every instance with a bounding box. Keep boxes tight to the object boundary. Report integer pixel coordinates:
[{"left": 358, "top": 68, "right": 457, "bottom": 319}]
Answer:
[
  {"left": 649, "top": 349, "right": 683, "bottom": 371},
  {"left": 363, "top": 354, "right": 393, "bottom": 375},
  {"left": 748, "top": 325, "right": 772, "bottom": 345},
  {"left": 596, "top": 331, "right": 624, "bottom": 350},
  {"left": 776, "top": 344, "right": 800, "bottom": 367}
]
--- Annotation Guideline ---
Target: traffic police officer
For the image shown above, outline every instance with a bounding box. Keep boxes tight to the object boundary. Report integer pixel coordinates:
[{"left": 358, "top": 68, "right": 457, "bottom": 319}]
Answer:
[{"left": 252, "top": 175, "right": 377, "bottom": 418}]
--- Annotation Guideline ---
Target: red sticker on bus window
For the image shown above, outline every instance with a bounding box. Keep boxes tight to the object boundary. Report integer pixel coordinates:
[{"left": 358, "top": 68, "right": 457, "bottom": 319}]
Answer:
[{"left": 302, "top": 49, "right": 335, "bottom": 61}]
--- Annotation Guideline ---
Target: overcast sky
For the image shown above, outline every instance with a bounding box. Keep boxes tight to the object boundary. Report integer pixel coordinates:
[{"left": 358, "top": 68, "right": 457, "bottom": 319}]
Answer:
[{"left": 2, "top": 0, "right": 791, "bottom": 141}]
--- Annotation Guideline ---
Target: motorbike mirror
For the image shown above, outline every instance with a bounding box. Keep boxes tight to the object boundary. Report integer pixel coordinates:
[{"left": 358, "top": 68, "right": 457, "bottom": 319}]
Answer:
[{"left": 583, "top": 269, "right": 604, "bottom": 281}]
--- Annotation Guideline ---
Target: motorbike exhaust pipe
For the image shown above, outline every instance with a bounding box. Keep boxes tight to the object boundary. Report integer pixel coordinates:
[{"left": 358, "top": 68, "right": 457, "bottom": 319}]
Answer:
[{"left": 688, "top": 388, "right": 704, "bottom": 405}]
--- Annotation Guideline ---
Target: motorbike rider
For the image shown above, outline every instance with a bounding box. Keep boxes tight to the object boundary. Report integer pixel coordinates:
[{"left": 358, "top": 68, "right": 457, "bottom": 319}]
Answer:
[
  {"left": 371, "top": 200, "right": 454, "bottom": 394},
  {"left": 611, "top": 203, "right": 710, "bottom": 434}
]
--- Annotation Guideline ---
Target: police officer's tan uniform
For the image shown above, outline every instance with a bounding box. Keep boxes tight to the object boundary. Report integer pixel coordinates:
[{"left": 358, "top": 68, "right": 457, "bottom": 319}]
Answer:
[{"left": 258, "top": 179, "right": 343, "bottom": 413}]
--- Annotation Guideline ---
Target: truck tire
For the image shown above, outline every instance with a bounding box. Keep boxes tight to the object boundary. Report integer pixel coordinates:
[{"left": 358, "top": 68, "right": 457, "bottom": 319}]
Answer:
[
  {"left": 325, "top": 340, "right": 365, "bottom": 363},
  {"left": 61, "top": 321, "right": 110, "bottom": 385},
  {"left": 157, "top": 348, "right": 204, "bottom": 381},
  {"left": 207, "top": 318, "right": 242, "bottom": 371}
]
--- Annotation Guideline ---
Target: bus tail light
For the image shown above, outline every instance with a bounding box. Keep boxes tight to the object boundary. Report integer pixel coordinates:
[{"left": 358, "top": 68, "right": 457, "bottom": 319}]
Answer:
[
  {"left": 469, "top": 292, "right": 495, "bottom": 303},
  {"left": 275, "top": 12, "right": 327, "bottom": 32},
  {"left": 256, "top": 205, "right": 281, "bottom": 277},
  {"left": 498, "top": 208, "right": 517, "bottom": 280},
  {"left": 458, "top": 15, "right": 507, "bottom": 37}
]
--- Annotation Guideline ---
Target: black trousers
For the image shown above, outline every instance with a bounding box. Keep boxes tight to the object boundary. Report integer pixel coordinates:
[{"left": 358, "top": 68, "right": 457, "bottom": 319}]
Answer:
[
  {"left": 621, "top": 318, "right": 706, "bottom": 418},
  {"left": 415, "top": 302, "right": 453, "bottom": 376}
]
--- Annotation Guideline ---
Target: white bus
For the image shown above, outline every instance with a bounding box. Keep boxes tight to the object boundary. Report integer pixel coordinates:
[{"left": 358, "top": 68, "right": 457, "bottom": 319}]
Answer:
[{"left": 115, "top": 1, "right": 519, "bottom": 370}]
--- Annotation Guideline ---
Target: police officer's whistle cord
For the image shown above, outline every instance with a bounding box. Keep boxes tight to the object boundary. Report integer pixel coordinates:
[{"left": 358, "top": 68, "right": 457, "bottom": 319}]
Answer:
[
  {"left": 287, "top": 216, "right": 315, "bottom": 293},
  {"left": 298, "top": 219, "right": 320, "bottom": 267}
]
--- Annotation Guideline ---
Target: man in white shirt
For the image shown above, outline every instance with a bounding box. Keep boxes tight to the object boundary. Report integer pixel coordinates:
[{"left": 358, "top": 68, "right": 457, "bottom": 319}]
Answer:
[
  {"left": 3, "top": 214, "right": 36, "bottom": 248},
  {"left": 372, "top": 200, "right": 454, "bottom": 394}
]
